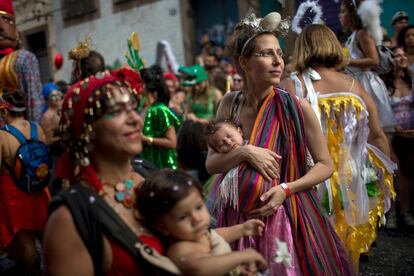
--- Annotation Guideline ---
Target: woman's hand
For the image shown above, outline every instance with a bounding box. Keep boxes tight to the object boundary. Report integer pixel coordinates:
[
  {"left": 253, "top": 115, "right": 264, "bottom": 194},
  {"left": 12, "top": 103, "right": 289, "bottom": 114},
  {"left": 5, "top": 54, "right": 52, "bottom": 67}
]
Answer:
[
  {"left": 242, "top": 145, "right": 281, "bottom": 181},
  {"left": 186, "top": 113, "right": 198, "bottom": 122},
  {"left": 242, "top": 219, "right": 265, "bottom": 237},
  {"left": 248, "top": 185, "right": 286, "bottom": 218}
]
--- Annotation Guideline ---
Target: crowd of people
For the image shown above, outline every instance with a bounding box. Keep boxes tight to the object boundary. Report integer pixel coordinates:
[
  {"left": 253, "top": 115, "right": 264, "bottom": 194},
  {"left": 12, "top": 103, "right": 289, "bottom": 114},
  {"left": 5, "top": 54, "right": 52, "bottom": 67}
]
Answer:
[{"left": 0, "top": 0, "right": 413, "bottom": 275}]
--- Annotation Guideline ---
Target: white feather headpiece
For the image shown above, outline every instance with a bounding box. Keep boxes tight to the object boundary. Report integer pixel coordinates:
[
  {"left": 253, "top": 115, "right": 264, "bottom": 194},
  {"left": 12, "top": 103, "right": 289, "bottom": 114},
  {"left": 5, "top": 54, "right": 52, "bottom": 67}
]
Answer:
[
  {"left": 291, "top": 0, "right": 324, "bottom": 34},
  {"left": 357, "top": 0, "right": 383, "bottom": 45}
]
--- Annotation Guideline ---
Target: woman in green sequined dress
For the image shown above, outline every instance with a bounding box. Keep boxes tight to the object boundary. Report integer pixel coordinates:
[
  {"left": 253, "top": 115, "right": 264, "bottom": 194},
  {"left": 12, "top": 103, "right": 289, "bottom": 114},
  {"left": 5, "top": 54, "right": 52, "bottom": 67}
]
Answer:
[
  {"left": 140, "top": 65, "right": 180, "bottom": 169},
  {"left": 179, "top": 65, "right": 222, "bottom": 123}
]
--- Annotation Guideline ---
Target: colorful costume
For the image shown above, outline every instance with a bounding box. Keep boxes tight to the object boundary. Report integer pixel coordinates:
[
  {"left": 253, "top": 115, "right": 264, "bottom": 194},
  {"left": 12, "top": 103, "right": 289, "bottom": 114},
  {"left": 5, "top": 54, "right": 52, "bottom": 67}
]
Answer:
[
  {"left": 389, "top": 93, "right": 414, "bottom": 130},
  {"left": 292, "top": 68, "right": 396, "bottom": 268},
  {"left": 345, "top": 32, "right": 397, "bottom": 132},
  {"left": 209, "top": 88, "right": 353, "bottom": 275},
  {"left": 187, "top": 87, "right": 217, "bottom": 120},
  {"left": 141, "top": 101, "right": 180, "bottom": 169},
  {"left": 0, "top": 49, "right": 44, "bottom": 123}
]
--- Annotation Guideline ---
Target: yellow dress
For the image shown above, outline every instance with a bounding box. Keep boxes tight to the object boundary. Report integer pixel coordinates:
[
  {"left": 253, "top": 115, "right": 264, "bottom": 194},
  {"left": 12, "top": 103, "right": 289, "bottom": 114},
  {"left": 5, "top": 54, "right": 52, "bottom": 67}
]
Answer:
[{"left": 292, "top": 69, "right": 396, "bottom": 269}]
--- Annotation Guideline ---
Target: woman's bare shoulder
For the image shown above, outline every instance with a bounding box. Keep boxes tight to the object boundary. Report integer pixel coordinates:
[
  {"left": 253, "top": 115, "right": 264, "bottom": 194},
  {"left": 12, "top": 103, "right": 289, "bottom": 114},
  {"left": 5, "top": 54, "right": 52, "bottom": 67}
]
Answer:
[{"left": 215, "top": 91, "right": 240, "bottom": 120}]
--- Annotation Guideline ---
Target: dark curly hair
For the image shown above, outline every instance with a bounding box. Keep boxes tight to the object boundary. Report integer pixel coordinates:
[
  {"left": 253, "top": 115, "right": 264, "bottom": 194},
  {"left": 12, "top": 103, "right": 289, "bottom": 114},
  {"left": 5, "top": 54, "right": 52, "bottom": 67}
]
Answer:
[
  {"left": 140, "top": 65, "right": 170, "bottom": 104},
  {"left": 397, "top": 25, "right": 414, "bottom": 52},
  {"left": 205, "top": 118, "right": 240, "bottom": 151},
  {"left": 381, "top": 46, "right": 412, "bottom": 96}
]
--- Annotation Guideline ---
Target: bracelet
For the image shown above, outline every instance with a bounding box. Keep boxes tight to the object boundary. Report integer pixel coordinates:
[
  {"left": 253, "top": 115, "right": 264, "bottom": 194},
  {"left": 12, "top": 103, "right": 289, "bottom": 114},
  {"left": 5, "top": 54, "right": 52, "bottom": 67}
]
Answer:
[
  {"left": 147, "top": 137, "right": 153, "bottom": 146},
  {"left": 280, "top": 183, "right": 291, "bottom": 197}
]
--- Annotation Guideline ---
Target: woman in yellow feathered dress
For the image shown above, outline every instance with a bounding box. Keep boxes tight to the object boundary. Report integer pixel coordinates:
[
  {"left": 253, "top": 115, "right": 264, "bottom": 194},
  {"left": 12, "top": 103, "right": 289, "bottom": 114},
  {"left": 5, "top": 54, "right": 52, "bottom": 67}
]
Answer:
[{"left": 282, "top": 24, "right": 396, "bottom": 272}]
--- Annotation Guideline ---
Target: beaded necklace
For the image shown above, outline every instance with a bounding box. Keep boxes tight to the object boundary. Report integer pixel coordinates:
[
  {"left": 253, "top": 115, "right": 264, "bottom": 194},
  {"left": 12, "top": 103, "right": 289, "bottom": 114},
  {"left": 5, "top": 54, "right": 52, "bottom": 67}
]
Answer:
[{"left": 101, "top": 171, "right": 140, "bottom": 209}]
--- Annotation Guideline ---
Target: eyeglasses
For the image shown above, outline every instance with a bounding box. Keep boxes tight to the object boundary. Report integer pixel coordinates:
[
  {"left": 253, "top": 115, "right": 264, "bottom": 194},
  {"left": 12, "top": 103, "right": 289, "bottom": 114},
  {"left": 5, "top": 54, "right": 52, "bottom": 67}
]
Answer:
[
  {"left": 253, "top": 49, "right": 284, "bottom": 59},
  {"left": 233, "top": 78, "right": 242, "bottom": 83}
]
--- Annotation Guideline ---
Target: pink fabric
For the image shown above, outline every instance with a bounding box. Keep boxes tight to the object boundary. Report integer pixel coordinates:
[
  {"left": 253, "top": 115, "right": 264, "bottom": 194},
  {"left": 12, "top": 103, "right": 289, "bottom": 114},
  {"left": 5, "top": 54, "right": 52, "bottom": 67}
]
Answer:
[{"left": 217, "top": 205, "right": 302, "bottom": 275}]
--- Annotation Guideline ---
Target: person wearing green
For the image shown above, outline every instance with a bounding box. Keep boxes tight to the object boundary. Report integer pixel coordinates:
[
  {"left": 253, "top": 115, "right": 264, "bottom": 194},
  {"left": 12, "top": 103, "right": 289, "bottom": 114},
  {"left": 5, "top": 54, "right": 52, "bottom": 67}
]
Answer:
[
  {"left": 178, "top": 65, "right": 222, "bottom": 123},
  {"left": 140, "top": 65, "right": 180, "bottom": 169}
]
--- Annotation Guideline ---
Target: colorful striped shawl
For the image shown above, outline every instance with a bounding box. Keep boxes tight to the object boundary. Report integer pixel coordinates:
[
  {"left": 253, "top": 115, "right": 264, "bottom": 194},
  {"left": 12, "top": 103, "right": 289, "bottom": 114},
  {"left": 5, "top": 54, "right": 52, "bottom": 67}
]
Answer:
[
  {"left": 211, "top": 88, "right": 307, "bottom": 212},
  {"left": 209, "top": 88, "right": 353, "bottom": 275}
]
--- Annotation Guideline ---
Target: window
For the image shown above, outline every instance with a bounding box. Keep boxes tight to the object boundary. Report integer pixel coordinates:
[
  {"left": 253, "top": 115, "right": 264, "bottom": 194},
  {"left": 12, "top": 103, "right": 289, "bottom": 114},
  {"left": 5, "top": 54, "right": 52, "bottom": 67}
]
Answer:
[{"left": 62, "top": 0, "right": 97, "bottom": 20}]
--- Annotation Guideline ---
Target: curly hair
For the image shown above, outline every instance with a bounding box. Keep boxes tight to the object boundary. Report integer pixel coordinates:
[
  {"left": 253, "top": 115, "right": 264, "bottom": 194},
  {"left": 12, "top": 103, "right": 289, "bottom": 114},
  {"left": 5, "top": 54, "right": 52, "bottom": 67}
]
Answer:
[
  {"left": 397, "top": 25, "right": 414, "bottom": 51},
  {"left": 140, "top": 65, "right": 170, "bottom": 104},
  {"left": 205, "top": 118, "right": 240, "bottom": 151}
]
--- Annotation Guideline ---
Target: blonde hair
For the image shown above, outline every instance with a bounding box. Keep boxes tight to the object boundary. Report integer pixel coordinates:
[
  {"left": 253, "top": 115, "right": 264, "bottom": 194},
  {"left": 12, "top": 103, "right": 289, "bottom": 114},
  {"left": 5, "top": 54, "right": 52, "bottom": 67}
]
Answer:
[{"left": 292, "top": 24, "right": 345, "bottom": 73}]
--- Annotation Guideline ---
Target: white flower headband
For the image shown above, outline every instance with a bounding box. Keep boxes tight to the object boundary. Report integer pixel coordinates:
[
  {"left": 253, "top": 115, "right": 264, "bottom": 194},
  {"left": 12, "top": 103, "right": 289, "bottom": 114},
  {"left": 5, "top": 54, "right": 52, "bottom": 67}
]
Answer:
[{"left": 239, "top": 12, "right": 291, "bottom": 55}]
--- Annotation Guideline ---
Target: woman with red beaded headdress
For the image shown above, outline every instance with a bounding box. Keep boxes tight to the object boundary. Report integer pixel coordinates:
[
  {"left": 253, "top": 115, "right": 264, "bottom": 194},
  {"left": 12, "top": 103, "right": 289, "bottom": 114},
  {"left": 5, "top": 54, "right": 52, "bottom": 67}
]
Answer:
[{"left": 43, "top": 69, "right": 180, "bottom": 275}]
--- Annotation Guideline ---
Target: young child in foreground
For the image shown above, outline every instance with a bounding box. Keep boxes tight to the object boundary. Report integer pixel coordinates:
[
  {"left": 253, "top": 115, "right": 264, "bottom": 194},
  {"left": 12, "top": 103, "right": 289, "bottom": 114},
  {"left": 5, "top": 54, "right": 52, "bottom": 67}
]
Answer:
[{"left": 136, "top": 169, "right": 267, "bottom": 275}]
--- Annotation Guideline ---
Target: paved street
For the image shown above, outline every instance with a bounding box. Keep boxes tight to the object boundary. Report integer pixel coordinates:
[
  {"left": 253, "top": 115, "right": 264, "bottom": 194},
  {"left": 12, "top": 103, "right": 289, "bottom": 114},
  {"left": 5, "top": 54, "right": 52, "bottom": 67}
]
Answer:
[{"left": 360, "top": 227, "right": 414, "bottom": 276}]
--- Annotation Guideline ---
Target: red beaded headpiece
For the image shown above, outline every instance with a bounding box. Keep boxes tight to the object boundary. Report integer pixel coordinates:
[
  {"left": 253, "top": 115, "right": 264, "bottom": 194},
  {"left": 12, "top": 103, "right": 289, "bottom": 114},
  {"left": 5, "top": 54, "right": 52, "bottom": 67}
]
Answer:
[{"left": 56, "top": 69, "right": 143, "bottom": 191}]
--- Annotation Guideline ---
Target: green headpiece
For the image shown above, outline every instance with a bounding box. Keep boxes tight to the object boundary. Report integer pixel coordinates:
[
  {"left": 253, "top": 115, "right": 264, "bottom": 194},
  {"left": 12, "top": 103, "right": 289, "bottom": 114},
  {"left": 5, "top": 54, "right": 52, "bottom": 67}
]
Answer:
[{"left": 178, "top": 65, "right": 208, "bottom": 87}]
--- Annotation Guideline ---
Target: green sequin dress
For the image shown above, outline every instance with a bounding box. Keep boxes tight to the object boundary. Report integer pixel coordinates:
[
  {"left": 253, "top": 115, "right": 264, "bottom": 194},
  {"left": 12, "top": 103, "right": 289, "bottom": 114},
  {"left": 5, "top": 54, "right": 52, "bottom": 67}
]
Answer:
[
  {"left": 188, "top": 87, "right": 216, "bottom": 120},
  {"left": 141, "top": 102, "right": 180, "bottom": 169}
]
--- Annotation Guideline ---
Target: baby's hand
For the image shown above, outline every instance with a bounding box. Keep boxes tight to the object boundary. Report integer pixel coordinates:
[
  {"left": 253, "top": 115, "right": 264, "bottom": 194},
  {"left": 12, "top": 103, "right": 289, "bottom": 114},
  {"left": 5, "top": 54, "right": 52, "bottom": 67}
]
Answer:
[
  {"left": 242, "top": 219, "right": 265, "bottom": 237},
  {"left": 240, "top": 248, "right": 267, "bottom": 275}
]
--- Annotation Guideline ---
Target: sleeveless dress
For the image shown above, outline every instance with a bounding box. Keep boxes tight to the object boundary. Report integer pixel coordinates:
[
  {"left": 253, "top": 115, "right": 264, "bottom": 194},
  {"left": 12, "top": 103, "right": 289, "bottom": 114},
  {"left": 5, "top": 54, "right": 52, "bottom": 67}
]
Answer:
[
  {"left": 345, "top": 32, "right": 397, "bottom": 132},
  {"left": 389, "top": 92, "right": 414, "bottom": 176},
  {"left": 389, "top": 93, "right": 414, "bottom": 130},
  {"left": 141, "top": 101, "right": 180, "bottom": 169},
  {"left": 188, "top": 87, "right": 216, "bottom": 120},
  {"left": 291, "top": 68, "right": 396, "bottom": 269},
  {"left": 211, "top": 89, "right": 353, "bottom": 276}
]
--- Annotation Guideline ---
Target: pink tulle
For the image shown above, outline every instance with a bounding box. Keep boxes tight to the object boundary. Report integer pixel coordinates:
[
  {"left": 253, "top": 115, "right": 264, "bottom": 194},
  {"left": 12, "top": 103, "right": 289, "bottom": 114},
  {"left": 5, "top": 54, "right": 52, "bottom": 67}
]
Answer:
[{"left": 217, "top": 205, "right": 302, "bottom": 275}]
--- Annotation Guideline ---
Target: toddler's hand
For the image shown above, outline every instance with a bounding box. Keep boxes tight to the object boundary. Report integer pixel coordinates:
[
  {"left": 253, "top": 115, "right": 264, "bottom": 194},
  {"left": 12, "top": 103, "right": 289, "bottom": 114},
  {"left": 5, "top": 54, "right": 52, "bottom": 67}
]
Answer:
[
  {"left": 240, "top": 248, "right": 267, "bottom": 275},
  {"left": 242, "top": 219, "right": 265, "bottom": 237}
]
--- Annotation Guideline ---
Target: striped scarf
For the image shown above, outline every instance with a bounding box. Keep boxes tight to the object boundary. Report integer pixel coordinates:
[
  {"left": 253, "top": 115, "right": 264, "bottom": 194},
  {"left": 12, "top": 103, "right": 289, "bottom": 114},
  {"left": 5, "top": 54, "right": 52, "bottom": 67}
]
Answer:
[
  {"left": 209, "top": 88, "right": 353, "bottom": 275},
  {"left": 211, "top": 88, "right": 307, "bottom": 212}
]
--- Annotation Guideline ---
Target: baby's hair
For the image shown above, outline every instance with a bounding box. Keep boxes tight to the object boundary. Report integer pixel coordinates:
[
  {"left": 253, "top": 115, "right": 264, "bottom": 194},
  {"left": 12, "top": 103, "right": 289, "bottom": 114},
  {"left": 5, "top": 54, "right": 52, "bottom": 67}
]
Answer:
[
  {"left": 205, "top": 118, "right": 240, "bottom": 149},
  {"left": 136, "top": 169, "right": 204, "bottom": 232}
]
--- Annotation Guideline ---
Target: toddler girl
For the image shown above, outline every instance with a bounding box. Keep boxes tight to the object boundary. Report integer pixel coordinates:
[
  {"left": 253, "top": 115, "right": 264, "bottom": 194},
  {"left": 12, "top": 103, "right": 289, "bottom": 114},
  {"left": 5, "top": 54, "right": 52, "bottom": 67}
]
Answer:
[{"left": 136, "top": 169, "right": 267, "bottom": 275}]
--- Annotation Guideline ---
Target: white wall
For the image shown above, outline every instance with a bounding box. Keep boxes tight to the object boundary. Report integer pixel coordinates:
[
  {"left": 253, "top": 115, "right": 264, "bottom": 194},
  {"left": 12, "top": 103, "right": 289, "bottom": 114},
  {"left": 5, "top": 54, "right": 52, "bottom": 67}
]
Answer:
[{"left": 52, "top": 0, "right": 185, "bottom": 82}]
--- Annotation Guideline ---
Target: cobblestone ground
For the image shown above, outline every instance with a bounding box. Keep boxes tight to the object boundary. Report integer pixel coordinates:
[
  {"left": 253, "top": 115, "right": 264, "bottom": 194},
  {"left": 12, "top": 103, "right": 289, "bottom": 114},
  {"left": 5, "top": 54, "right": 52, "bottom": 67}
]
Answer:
[{"left": 360, "top": 227, "right": 414, "bottom": 276}]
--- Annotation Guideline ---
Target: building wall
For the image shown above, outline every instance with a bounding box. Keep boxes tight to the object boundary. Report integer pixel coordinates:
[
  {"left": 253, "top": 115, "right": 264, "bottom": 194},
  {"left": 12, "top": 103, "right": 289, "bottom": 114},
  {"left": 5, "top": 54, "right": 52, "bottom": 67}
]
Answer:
[
  {"left": 381, "top": 0, "right": 414, "bottom": 38},
  {"left": 52, "top": 0, "right": 185, "bottom": 82},
  {"left": 15, "top": 0, "right": 54, "bottom": 83}
]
